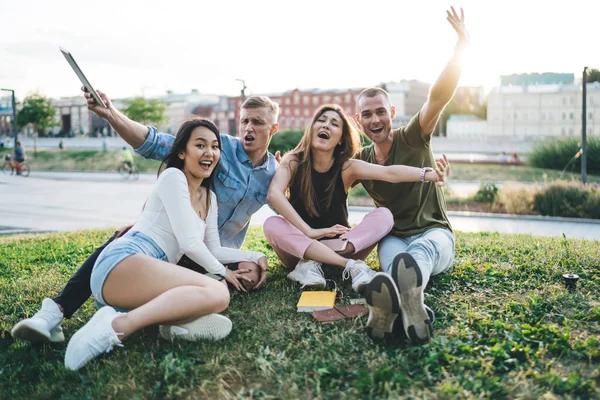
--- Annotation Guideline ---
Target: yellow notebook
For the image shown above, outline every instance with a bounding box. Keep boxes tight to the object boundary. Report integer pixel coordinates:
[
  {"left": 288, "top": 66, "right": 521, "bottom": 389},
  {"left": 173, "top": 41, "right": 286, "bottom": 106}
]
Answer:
[{"left": 296, "top": 291, "right": 336, "bottom": 312}]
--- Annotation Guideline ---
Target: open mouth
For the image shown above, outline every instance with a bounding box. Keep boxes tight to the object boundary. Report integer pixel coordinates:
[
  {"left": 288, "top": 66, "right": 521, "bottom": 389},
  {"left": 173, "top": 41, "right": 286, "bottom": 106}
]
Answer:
[
  {"left": 370, "top": 126, "right": 384, "bottom": 134},
  {"left": 243, "top": 135, "right": 255, "bottom": 144},
  {"left": 317, "top": 131, "right": 330, "bottom": 140},
  {"left": 199, "top": 161, "right": 213, "bottom": 170}
]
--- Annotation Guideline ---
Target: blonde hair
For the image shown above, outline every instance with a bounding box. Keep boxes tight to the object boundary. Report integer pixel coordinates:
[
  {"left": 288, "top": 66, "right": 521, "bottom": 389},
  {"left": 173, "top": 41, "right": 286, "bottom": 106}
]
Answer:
[
  {"left": 241, "top": 96, "right": 280, "bottom": 121},
  {"left": 288, "top": 104, "right": 361, "bottom": 218}
]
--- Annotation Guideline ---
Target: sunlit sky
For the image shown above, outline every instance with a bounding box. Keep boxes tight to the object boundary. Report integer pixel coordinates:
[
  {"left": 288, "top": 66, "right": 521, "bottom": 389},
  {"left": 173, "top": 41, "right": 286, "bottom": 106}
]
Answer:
[{"left": 1, "top": 0, "right": 598, "bottom": 101}]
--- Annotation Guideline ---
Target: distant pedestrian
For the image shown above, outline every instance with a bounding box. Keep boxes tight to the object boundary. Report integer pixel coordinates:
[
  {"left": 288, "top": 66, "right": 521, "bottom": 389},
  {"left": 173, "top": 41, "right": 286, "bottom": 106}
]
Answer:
[
  {"left": 58, "top": 139, "right": 65, "bottom": 150},
  {"left": 102, "top": 136, "right": 108, "bottom": 152}
]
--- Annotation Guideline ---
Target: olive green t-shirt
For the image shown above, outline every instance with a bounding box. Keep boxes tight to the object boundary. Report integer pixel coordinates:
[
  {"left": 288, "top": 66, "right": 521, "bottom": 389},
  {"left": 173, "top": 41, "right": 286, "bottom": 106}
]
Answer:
[{"left": 356, "top": 113, "right": 452, "bottom": 238}]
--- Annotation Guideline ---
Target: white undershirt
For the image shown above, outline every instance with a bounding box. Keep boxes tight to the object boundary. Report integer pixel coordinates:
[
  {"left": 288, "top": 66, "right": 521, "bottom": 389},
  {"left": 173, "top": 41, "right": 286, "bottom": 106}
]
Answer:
[{"left": 130, "top": 168, "right": 264, "bottom": 276}]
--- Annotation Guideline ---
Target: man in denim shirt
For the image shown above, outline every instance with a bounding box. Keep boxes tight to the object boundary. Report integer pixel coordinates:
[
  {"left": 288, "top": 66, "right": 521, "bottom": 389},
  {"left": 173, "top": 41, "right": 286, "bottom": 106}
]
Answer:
[{"left": 11, "top": 92, "right": 280, "bottom": 344}]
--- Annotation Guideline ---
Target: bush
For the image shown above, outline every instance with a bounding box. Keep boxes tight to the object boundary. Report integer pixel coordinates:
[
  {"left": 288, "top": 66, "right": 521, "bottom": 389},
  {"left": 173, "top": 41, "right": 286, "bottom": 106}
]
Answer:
[
  {"left": 268, "top": 129, "right": 304, "bottom": 155},
  {"left": 496, "top": 183, "right": 536, "bottom": 215},
  {"left": 472, "top": 182, "right": 498, "bottom": 203},
  {"left": 533, "top": 180, "right": 600, "bottom": 219},
  {"left": 528, "top": 137, "right": 600, "bottom": 174}
]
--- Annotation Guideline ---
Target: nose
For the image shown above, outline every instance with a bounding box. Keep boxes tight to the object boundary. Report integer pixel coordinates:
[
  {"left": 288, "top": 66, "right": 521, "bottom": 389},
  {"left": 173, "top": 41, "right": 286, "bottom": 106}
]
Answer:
[{"left": 372, "top": 113, "right": 380, "bottom": 123}]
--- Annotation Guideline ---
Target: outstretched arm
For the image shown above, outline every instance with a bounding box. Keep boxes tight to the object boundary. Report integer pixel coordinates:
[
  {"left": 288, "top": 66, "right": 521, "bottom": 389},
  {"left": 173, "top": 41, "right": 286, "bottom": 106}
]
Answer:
[
  {"left": 82, "top": 87, "right": 149, "bottom": 148},
  {"left": 419, "top": 7, "right": 470, "bottom": 136},
  {"left": 343, "top": 156, "right": 450, "bottom": 189}
]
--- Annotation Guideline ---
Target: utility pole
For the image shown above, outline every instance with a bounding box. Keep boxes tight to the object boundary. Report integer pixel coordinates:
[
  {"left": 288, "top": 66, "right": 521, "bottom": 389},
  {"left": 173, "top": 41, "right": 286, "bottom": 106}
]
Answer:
[
  {"left": 236, "top": 79, "right": 247, "bottom": 102},
  {"left": 1, "top": 88, "right": 17, "bottom": 149},
  {"left": 582, "top": 67, "right": 588, "bottom": 184}
]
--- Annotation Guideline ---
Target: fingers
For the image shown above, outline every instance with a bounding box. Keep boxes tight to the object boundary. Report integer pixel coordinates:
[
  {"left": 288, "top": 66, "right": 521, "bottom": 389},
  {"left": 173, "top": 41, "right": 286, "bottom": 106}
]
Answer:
[{"left": 254, "top": 269, "right": 268, "bottom": 290}]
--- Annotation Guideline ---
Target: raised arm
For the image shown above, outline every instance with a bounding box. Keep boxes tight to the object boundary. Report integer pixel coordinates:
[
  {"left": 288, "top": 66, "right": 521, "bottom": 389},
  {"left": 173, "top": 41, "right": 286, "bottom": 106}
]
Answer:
[
  {"left": 266, "top": 154, "right": 348, "bottom": 240},
  {"left": 419, "top": 7, "right": 470, "bottom": 136},
  {"left": 343, "top": 156, "right": 450, "bottom": 190},
  {"left": 82, "top": 87, "right": 149, "bottom": 148}
]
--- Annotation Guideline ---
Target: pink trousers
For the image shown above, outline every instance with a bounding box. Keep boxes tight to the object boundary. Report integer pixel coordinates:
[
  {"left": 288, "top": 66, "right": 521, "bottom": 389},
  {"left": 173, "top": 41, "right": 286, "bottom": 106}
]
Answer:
[{"left": 263, "top": 207, "right": 393, "bottom": 268}]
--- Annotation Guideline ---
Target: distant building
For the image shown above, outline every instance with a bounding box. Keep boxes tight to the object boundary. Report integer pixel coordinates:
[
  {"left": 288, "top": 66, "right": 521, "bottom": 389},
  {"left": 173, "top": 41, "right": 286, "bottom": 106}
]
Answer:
[
  {"left": 50, "top": 97, "right": 91, "bottom": 137},
  {"left": 446, "top": 115, "right": 487, "bottom": 138},
  {"left": 500, "top": 73, "right": 575, "bottom": 87},
  {"left": 159, "top": 90, "right": 221, "bottom": 135},
  {"left": 487, "top": 82, "right": 600, "bottom": 137}
]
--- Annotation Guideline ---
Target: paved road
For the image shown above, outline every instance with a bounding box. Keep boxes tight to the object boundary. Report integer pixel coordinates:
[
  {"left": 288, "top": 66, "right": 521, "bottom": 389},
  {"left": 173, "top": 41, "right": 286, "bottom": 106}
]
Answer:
[{"left": 1, "top": 172, "right": 598, "bottom": 241}]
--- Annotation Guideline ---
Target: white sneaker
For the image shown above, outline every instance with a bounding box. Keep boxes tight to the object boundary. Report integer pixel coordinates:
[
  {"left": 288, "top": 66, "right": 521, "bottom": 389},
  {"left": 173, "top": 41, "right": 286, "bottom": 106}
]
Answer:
[
  {"left": 11, "top": 298, "right": 65, "bottom": 343},
  {"left": 287, "top": 259, "right": 326, "bottom": 288},
  {"left": 64, "top": 306, "right": 124, "bottom": 371},
  {"left": 343, "top": 259, "right": 376, "bottom": 293},
  {"left": 159, "top": 314, "right": 232, "bottom": 342}
]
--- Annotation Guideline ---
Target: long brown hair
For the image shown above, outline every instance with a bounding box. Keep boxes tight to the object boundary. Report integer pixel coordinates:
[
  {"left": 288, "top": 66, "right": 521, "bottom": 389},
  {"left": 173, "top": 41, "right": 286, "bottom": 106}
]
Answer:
[{"left": 288, "top": 104, "right": 360, "bottom": 218}]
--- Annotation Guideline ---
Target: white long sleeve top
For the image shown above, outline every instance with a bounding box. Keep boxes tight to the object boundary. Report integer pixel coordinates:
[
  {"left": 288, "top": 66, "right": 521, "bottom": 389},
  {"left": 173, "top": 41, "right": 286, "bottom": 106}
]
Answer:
[{"left": 130, "top": 168, "right": 265, "bottom": 276}]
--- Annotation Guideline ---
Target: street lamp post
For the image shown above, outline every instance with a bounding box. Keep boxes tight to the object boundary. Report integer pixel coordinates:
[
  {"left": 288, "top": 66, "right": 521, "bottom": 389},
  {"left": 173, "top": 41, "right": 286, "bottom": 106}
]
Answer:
[
  {"left": 236, "top": 79, "right": 247, "bottom": 102},
  {"left": 581, "top": 67, "right": 588, "bottom": 184},
  {"left": 1, "top": 88, "right": 17, "bottom": 149}
]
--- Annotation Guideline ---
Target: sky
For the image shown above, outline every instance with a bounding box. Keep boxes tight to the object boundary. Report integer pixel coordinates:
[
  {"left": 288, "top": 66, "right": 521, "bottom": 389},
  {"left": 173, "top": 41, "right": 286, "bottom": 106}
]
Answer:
[{"left": 1, "top": 0, "right": 598, "bottom": 102}]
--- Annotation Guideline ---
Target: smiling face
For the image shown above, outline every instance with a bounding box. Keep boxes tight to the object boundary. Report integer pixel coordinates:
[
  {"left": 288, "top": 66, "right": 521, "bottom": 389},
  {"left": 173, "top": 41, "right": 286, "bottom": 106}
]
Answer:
[
  {"left": 311, "top": 110, "right": 344, "bottom": 152},
  {"left": 239, "top": 106, "right": 278, "bottom": 158},
  {"left": 179, "top": 126, "right": 221, "bottom": 180},
  {"left": 355, "top": 93, "right": 396, "bottom": 144}
]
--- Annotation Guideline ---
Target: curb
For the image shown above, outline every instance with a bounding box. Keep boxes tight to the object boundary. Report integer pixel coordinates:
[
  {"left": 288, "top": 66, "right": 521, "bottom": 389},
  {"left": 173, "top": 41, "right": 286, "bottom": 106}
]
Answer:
[{"left": 347, "top": 206, "right": 600, "bottom": 225}]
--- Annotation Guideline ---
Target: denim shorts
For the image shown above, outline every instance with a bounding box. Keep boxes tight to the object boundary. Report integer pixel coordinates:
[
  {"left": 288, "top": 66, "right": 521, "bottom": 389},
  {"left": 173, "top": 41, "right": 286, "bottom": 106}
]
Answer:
[{"left": 91, "top": 231, "right": 167, "bottom": 308}]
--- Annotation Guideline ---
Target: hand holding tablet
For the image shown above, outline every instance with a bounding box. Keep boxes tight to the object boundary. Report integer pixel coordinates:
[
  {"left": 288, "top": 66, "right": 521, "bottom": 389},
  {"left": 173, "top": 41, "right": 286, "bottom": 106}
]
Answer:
[{"left": 59, "top": 47, "right": 106, "bottom": 108}]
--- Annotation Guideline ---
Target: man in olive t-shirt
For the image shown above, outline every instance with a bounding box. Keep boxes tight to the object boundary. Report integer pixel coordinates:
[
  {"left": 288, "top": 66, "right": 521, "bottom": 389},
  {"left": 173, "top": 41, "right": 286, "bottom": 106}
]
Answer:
[{"left": 356, "top": 6, "right": 469, "bottom": 345}]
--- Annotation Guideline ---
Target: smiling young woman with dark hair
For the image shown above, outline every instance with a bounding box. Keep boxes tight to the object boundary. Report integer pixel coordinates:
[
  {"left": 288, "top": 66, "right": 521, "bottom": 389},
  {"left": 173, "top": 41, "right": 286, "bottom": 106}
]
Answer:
[{"left": 63, "top": 118, "right": 268, "bottom": 371}]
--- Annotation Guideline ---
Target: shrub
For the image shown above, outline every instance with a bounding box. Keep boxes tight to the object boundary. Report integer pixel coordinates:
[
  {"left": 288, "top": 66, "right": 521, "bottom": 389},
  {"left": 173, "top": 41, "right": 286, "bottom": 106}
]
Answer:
[
  {"left": 495, "top": 183, "right": 536, "bottom": 215},
  {"left": 528, "top": 137, "right": 600, "bottom": 174},
  {"left": 268, "top": 129, "right": 304, "bottom": 155},
  {"left": 473, "top": 182, "right": 498, "bottom": 203},
  {"left": 533, "top": 180, "right": 600, "bottom": 219}
]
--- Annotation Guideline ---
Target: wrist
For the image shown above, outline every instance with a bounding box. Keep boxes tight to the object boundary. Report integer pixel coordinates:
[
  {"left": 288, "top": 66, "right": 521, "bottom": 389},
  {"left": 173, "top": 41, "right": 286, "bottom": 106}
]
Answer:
[{"left": 420, "top": 167, "right": 434, "bottom": 182}]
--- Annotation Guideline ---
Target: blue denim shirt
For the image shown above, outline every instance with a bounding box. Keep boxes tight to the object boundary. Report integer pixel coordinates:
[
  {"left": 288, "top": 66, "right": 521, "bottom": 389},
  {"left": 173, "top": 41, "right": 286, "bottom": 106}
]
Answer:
[{"left": 135, "top": 127, "right": 277, "bottom": 249}]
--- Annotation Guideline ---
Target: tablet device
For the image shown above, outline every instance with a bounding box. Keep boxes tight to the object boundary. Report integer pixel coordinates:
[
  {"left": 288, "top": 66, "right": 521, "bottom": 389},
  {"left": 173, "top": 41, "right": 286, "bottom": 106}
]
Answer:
[{"left": 59, "top": 47, "right": 106, "bottom": 108}]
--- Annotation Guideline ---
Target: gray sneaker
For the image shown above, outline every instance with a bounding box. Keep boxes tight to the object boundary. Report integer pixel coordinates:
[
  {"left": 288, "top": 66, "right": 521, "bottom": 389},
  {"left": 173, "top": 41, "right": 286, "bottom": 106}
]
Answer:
[
  {"left": 391, "top": 252, "right": 433, "bottom": 344},
  {"left": 11, "top": 298, "right": 65, "bottom": 343},
  {"left": 287, "top": 259, "right": 326, "bottom": 288},
  {"left": 159, "top": 314, "right": 232, "bottom": 341},
  {"left": 343, "top": 259, "right": 376, "bottom": 293}
]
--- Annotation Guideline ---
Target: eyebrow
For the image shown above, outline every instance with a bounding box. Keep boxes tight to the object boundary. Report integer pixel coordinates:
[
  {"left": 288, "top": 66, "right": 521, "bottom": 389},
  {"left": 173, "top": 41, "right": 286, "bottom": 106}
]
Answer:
[{"left": 194, "top": 137, "right": 219, "bottom": 143}]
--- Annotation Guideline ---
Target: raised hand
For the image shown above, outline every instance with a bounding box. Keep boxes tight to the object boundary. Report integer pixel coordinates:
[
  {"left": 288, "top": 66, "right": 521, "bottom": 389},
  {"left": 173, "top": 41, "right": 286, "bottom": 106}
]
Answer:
[
  {"left": 434, "top": 154, "right": 450, "bottom": 187},
  {"left": 446, "top": 6, "right": 469, "bottom": 46},
  {"left": 308, "top": 224, "right": 349, "bottom": 240}
]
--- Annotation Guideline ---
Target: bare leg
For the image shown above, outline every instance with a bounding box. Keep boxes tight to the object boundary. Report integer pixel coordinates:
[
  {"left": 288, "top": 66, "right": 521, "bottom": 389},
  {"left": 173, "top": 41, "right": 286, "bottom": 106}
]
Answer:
[
  {"left": 303, "top": 242, "right": 349, "bottom": 268},
  {"left": 101, "top": 254, "right": 230, "bottom": 339}
]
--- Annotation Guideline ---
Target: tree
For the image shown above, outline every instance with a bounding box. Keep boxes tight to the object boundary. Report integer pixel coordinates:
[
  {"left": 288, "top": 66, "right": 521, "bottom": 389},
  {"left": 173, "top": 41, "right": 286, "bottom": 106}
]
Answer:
[
  {"left": 17, "top": 93, "right": 58, "bottom": 156},
  {"left": 586, "top": 68, "right": 600, "bottom": 83},
  {"left": 121, "top": 97, "right": 168, "bottom": 126}
]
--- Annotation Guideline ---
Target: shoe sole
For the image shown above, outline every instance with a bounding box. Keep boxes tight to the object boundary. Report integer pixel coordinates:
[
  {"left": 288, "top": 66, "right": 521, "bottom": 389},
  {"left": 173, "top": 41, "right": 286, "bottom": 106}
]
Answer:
[
  {"left": 159, "top": 314, "right": 232, "bottom": 341},
  {"left": 11, "top": 321, "right": 51, "bottom": 343},
  {"left": 364, "top": 273, "right": 401, "bottom": 340},
  {"left": 391, "top": 253, "right": 432, "bottom": 344}
]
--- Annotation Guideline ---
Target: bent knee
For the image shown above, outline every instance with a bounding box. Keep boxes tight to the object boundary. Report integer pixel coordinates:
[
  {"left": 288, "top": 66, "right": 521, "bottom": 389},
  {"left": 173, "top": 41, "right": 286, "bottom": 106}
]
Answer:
[
  {"left": 263, "top": 216, "right": 287, "bottom": 243},
  {"left": 239, "top": 261, "right": 261, "bottom": 291},
  {"left": 373, "top": 207, "right": 394, "bottom": 232},
  {"left": 212, "top": 282, "right": 230, "bottom": 312}
]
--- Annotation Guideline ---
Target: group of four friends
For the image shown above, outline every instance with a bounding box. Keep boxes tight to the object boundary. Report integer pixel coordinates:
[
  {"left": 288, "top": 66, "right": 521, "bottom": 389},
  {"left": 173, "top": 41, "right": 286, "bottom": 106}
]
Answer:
[{"left": 11, "top": 7, "right": 468, "bottom": 371}]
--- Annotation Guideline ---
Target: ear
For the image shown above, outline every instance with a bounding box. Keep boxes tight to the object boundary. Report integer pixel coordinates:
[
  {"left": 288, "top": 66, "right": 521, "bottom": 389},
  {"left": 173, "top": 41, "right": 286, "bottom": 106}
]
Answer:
[
  {"left": 390, "top": 106, "right": 396, "bottom": 119},
  {"left": 178, "top": 152, "right": 185, "bottom": 160},
  {"left": 354, "top": 113, "right": 360, "bottom": 122},
  {"left": 270, "top": 123, "right": 280, "bottom": 136}
]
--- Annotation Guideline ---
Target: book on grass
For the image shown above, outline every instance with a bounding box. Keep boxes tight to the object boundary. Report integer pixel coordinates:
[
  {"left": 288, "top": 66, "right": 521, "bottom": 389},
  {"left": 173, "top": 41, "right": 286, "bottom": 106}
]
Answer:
[
  {"left": 297, "top": 291, "right": 336, "bottom": 312},
  {"left": 310, "top": 305, "right": 368, "bottom": 324}
]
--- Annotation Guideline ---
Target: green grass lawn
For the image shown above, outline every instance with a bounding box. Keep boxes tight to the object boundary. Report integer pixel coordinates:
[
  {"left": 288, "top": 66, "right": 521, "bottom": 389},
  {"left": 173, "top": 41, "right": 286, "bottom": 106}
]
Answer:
[
  {"left": 1, "top": 228, "right": 599, "bottom": 398},
  {"left": 450, "top": 163, "right": 600, "bottom": 184}
]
